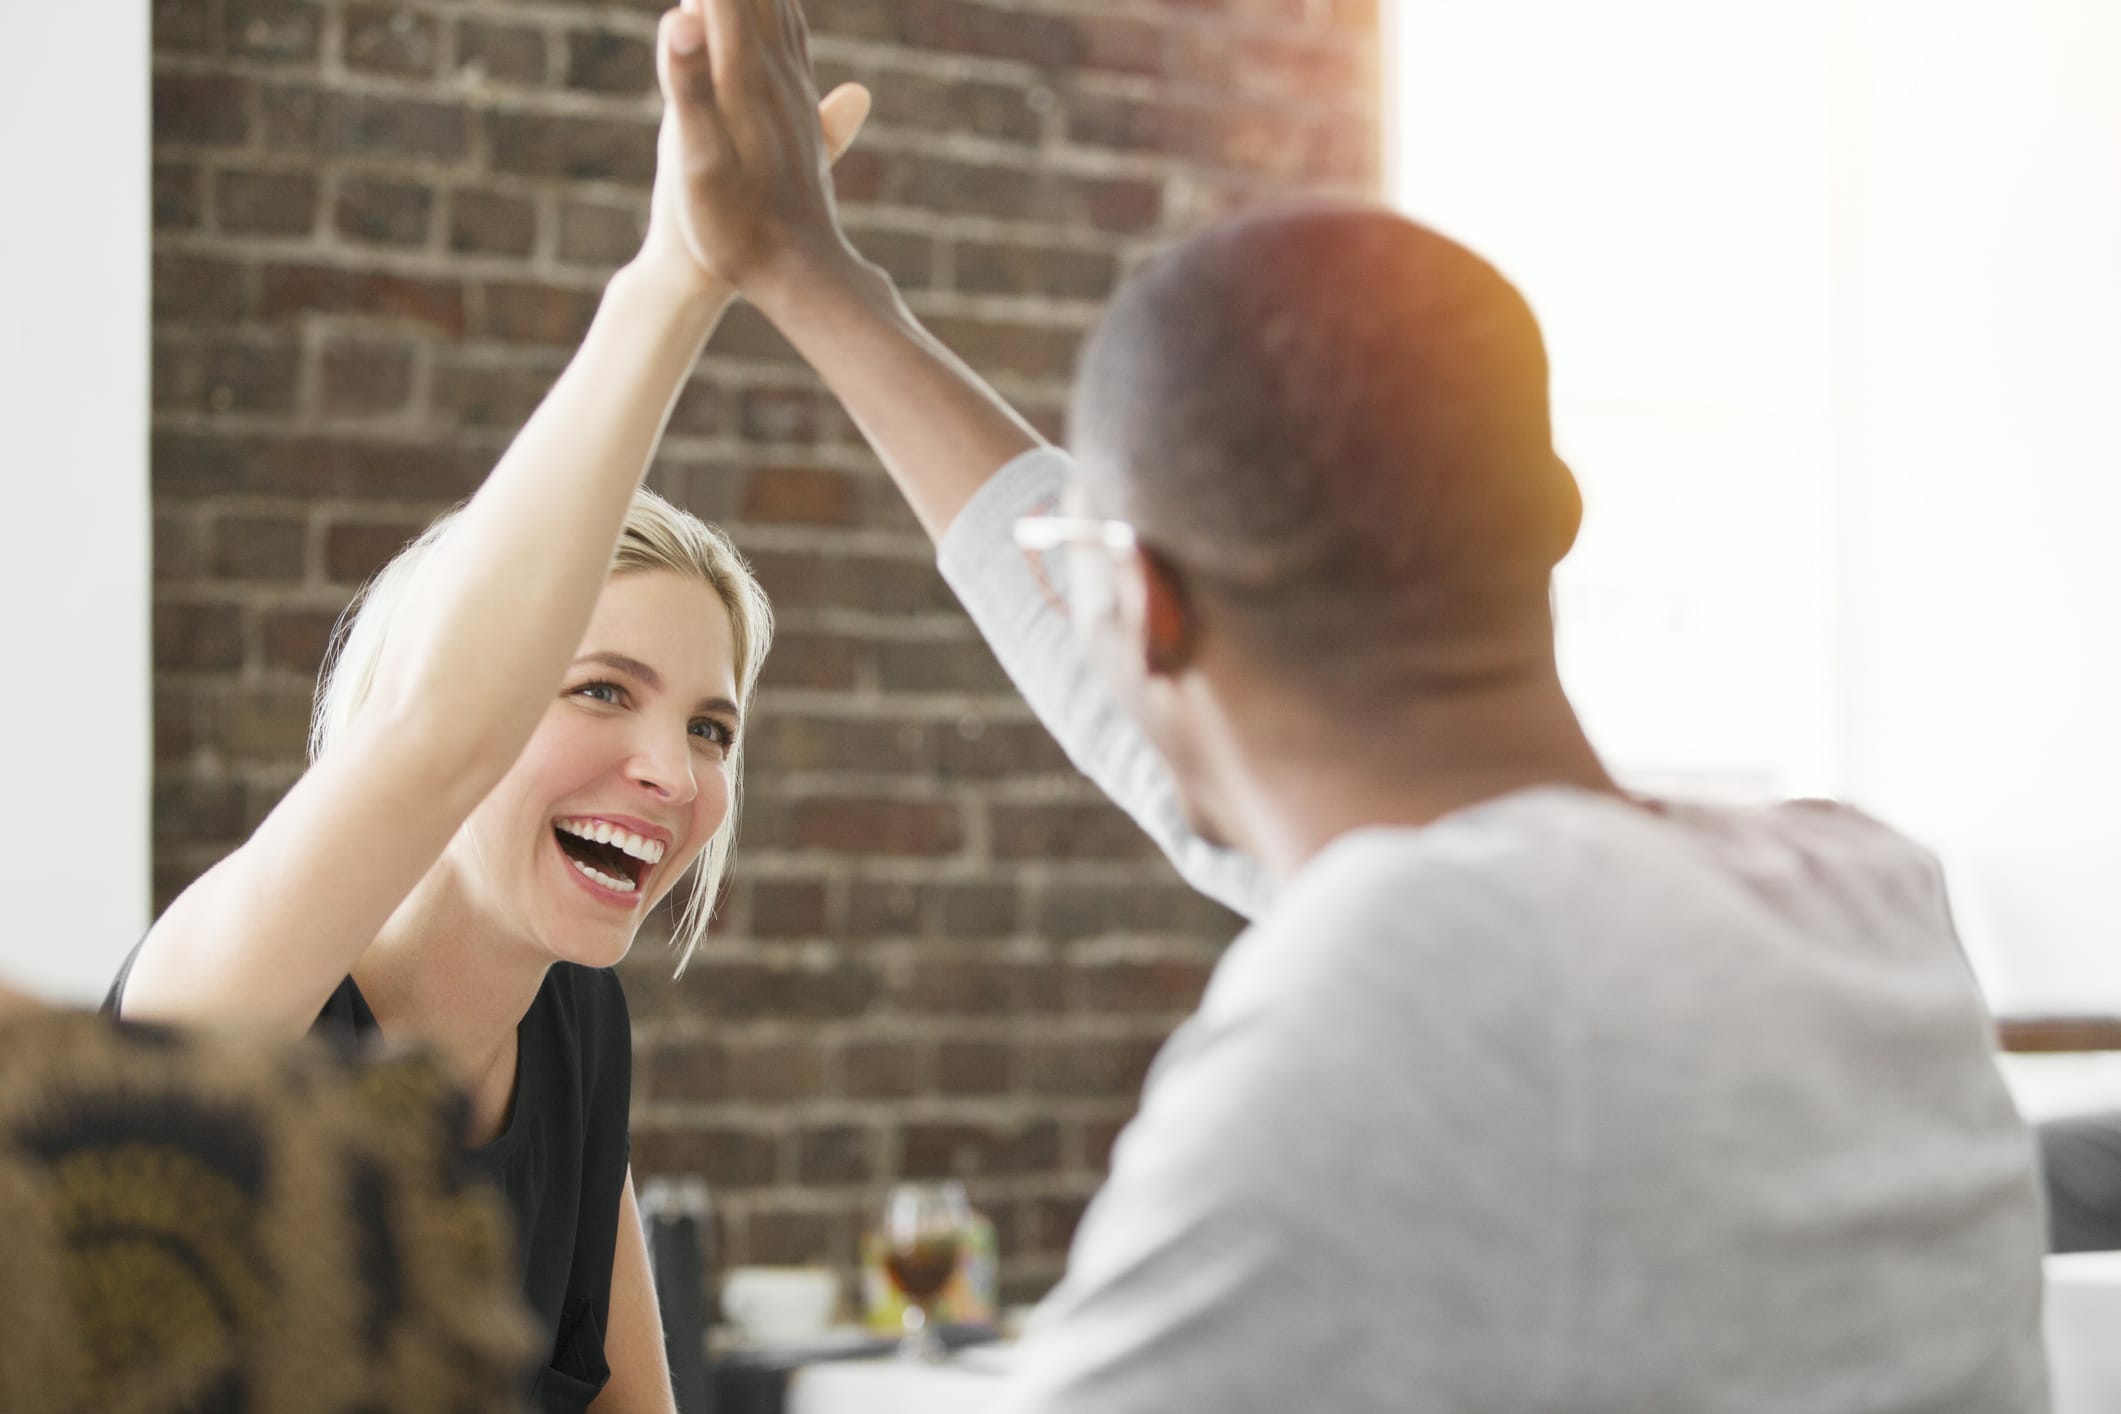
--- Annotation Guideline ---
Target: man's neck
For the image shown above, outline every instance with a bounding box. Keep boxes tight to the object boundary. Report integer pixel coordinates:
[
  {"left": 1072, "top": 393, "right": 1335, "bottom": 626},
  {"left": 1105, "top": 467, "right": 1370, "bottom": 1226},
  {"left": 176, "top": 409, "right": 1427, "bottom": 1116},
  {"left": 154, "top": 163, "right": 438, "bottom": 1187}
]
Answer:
[{"left": 1216, "top": 668, "right": 1619, "bottom": 880}]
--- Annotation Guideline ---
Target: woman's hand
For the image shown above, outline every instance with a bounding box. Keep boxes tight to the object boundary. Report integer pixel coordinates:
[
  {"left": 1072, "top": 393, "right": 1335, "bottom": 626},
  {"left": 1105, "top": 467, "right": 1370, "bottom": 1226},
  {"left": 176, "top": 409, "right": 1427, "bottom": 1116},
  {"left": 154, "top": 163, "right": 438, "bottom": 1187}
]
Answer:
[{"left": 635, "top": 0, "right": 870, "bottom": 300}]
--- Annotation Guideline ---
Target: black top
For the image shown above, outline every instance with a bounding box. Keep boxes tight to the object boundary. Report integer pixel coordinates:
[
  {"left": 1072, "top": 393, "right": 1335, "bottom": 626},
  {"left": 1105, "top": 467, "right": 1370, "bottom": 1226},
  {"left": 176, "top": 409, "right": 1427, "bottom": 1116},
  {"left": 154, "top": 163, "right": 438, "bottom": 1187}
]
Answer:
[{"left": 108, "top": 951, "right": 633, "bottom": 1414}]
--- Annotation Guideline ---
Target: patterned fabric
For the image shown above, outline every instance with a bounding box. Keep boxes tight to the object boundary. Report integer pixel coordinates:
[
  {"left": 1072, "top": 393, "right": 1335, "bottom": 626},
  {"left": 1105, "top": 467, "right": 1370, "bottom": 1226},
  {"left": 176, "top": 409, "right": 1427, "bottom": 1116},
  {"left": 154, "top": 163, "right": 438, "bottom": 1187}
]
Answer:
[{"left": 0, "top": 1008, "right": 537, "bottom": 1414}]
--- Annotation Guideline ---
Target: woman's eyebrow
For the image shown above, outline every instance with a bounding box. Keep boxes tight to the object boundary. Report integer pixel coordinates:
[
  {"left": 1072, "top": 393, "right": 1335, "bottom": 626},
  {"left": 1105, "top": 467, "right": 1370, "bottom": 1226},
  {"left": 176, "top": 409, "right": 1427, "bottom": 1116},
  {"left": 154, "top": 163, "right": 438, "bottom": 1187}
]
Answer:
[
  {"left": 575, "top": 652, "right": 739, "bottom": 719},
  {"left": 573, "top": 650, "right": 660, "bottom": 688}
]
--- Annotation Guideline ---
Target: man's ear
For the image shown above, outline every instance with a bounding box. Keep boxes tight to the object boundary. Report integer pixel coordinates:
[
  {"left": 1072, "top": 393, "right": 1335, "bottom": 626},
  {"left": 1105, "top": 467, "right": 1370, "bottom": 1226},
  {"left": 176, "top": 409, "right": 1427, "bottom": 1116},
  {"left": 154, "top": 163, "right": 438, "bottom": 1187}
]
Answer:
[{"left": 1116, "top": 545, "right": 1197, "bottom": 678}]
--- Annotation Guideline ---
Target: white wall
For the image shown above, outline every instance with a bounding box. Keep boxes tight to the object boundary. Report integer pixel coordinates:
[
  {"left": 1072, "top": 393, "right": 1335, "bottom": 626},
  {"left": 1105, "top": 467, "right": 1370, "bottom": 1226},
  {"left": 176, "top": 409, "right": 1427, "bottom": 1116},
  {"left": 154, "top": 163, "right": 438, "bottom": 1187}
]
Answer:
[
  {"left": 1833, "top": 0, "right": 2121, "bottom": 1012},
  {"left": 0, "top": 7, "right": 153, "bottom": 1001},
  {"left": 1394, "top": 0, "right": 2121, "bottom": 1011}
]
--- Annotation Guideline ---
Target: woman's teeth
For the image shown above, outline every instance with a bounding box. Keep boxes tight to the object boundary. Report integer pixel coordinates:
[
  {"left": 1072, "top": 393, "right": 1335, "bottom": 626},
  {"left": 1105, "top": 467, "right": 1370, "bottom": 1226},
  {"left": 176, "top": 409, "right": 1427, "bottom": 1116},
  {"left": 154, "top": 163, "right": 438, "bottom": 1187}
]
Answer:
[
  {"left": 555, "top": 817, "right": 666, "bottom": 864},
  {"left": 568, "top": 857, "right": 638, "bottom": 894}
]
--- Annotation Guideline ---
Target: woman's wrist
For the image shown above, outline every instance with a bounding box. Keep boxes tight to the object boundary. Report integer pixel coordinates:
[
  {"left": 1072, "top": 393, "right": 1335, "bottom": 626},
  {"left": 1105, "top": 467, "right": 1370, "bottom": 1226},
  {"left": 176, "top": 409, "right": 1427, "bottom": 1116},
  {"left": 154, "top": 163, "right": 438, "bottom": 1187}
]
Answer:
[{"left": 611, "top": 250, "right": 736, "bottom": 322}]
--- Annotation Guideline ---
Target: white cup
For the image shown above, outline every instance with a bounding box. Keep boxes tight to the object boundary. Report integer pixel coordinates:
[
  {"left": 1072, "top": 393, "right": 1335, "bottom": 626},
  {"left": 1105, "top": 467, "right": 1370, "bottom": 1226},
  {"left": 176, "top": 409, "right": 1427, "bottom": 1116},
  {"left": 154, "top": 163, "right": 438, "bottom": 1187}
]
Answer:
[{"left": 721, "top": 1265, "right": 839, "bottom": 1344}]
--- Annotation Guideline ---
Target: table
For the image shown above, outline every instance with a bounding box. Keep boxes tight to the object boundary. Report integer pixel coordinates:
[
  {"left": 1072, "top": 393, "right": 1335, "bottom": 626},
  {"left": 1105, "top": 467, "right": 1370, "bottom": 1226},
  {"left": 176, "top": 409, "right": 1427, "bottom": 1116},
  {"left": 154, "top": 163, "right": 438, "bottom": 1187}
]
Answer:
[
  {"left": 788, "top": 1355, "right": 1008, "bottom": 1414},
  {"left": 2048, "top": 1252, "right": 2121, "bottom": 1414}
]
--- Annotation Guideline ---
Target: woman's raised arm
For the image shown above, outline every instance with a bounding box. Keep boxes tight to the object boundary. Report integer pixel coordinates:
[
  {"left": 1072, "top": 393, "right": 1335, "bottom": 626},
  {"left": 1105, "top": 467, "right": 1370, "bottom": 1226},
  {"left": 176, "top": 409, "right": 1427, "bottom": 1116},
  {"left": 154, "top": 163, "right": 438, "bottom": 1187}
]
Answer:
[{"left": 123, "top": 18, "right": 870, "bottom": 1031}]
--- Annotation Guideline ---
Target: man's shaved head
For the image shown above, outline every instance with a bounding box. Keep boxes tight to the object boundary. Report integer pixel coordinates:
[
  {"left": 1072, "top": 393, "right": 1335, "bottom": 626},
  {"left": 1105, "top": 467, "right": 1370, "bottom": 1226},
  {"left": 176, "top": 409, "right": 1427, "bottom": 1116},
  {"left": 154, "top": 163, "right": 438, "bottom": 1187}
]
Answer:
[{"left": 1068, "top": 202, "right": 1581, "bottom": 687}]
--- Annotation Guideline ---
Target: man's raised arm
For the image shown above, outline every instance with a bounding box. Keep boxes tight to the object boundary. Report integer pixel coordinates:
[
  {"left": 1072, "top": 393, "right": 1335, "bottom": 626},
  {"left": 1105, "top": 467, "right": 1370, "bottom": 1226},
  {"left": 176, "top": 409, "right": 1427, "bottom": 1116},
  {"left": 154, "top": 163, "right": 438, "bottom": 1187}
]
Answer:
[{"left": 656, "top": 0, "right": 1265, "bottom": 915}]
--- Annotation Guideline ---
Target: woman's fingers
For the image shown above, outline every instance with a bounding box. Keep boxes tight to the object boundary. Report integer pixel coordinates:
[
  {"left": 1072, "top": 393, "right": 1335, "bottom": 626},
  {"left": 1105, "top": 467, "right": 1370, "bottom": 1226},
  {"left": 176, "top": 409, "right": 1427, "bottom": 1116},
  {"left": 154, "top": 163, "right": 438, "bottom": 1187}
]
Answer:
[
  {"left": 657, "top": 7, "right": 727, "bottom": 160},
  {"left": 818, "top": 82, "right": 871, "bottom": 166}
]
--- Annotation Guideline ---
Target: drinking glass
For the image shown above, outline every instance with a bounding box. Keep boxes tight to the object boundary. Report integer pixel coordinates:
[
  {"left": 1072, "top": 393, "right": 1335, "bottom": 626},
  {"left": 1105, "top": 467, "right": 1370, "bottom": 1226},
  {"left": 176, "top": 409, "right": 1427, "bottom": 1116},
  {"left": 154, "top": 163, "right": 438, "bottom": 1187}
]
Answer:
[{"left": 879, "top": 1180, "right": 970, "bottom": 1361}]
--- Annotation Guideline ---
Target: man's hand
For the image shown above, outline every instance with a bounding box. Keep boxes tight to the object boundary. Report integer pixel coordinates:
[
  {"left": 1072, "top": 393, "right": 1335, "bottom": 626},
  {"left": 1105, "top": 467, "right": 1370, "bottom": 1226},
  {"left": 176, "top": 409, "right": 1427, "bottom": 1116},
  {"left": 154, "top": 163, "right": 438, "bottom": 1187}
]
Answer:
[{"left": 644, "top": 0, "right": 869, "bottom": 296}]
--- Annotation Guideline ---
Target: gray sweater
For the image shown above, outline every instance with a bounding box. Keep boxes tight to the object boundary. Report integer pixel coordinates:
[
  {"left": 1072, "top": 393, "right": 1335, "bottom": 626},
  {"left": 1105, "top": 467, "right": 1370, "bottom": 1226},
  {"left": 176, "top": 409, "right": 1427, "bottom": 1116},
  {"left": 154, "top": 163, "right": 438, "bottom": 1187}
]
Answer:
[{"left": 937, "top": 447, "right": 2048, "bottom": 1413}]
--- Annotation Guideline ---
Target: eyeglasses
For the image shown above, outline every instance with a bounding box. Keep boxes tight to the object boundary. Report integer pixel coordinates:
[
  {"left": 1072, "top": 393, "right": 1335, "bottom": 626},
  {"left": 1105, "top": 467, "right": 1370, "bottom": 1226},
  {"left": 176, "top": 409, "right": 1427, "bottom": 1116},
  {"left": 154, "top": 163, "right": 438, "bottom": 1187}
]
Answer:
[{"left": 1011, "top": 514, "right": 1138, "bottom": 616}]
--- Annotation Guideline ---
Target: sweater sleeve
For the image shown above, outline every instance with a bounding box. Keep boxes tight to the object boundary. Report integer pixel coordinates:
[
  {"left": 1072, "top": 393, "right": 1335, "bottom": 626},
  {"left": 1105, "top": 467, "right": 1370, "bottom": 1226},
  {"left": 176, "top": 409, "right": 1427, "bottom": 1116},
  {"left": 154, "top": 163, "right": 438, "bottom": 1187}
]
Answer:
[{"left": 934, "top": 446, "right": 1269, "bottom": 919}]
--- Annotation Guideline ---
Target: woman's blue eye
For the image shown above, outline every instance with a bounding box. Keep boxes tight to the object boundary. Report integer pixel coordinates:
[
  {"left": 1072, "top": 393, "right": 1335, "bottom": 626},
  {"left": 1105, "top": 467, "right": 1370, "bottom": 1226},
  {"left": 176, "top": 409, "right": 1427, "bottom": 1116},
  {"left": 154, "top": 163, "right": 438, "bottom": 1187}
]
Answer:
[
  {"left": 691, "top": 719, "right": 734, "bottom": 748},
  {"left": 574, "top": 680, "right": 623, "bottom": 704}
]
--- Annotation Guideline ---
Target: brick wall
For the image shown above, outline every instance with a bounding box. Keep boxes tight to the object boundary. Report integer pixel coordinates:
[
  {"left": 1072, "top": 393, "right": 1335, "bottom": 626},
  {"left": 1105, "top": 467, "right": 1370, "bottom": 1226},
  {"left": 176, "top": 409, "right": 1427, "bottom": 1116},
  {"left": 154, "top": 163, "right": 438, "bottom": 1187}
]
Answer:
[{"left": 150, "top": 0, "right": 1379, "bottom": 1304}]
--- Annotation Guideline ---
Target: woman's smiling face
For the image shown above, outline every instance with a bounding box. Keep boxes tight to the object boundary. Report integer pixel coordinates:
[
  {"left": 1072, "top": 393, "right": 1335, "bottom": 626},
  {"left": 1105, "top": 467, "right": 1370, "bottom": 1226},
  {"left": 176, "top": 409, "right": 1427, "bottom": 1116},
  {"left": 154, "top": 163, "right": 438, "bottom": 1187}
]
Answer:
[{"left": 451, "top": 569, "right": 743, "bottom": 968}]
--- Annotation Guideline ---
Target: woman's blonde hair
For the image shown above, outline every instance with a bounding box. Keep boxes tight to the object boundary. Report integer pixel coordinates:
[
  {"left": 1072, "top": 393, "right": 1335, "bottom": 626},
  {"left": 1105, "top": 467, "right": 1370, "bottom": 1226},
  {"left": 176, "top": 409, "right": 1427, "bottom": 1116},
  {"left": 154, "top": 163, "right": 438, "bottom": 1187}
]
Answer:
[{"left": 310, "top": 488, "right": 772, "bottom": 974}]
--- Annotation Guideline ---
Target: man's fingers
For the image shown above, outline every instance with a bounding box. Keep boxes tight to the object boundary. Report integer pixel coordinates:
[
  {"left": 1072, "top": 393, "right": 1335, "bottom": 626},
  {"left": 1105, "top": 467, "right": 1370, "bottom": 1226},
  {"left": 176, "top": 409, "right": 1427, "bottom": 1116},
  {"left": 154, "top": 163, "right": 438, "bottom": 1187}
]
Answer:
[
  {"left": 702, "top": 0, "right": 758, "bottom": 98},
  {"left": 818, "top": 83, "right": 871, "bottom": 166}
]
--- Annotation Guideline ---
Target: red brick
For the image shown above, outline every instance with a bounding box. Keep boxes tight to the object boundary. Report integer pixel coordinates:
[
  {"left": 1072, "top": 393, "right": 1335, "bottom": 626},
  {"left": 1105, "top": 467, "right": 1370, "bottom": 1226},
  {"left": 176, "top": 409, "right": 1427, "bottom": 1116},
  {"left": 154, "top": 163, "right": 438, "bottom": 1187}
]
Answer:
[
  {"left": 154, "top": 0, "right": 216, "bottom": 53},
  {"left": 936, "top": 1040, "right": 1011, "bottom": 1096},
  {"left": 748, "top": 879, "right": 828, "bottom": 938},
  {"left": 1074, "top": 959, "right": 1217, "bottom": 1015},
  {"left": 1022, "top": 1038, "right": 1162, "bottom": 1097},
  {"left": 840, "top": 1040, "right": 920, "bottom": 1099},
  {"left": 869, "top": 73, "right": 1040, "bottom": 146},
  {"left": 1038, "top": 883, "right": 1240, "bottom": 941},
  {"left": 783, "top": 797, "right": 964, "bottom": 857},
  {"left": 261, "top": 608, "right": 342, "bottom": 675},
  {"left": 478, "top": 280, "right": 601, "bottom": 345},
  {"left": 1082, "top": 1116, "right": 1128, "bottom": 1171},
  {"left": 155, "top": 777, "right": 247, "bottom": 842},
  {"left": 154, "top": 162, "right": 203, "bottom": 230},
  {"left": 936, "top": 719, "right": 1071, "bottom": 779},
  {"left": 260, "top": 263, "right": 465, "bottom": 335},
  {"left": 431, "top": 357, "right": 554, "bottom": 429},
  {"left": 261, "top": 85, "right": 468, "bottom": 161},
  {"left": 796, "top": 1125, "right": 875, "bottom": 1184},
  {"left": 456, "top": 21, "right": 547, "bottom": 86},
  {"left": 873, "top": 638, "right": 1013, "bottom": 695},
  {"left": 737, "top": 385, "right": 824, "bottom": 444},
  {"left": 954, "top": 239, "right": 1117, "bottom": 301},
  {"left": 1068, "top": 174, "right": 1164, "bottom": 234},
  {"left": 991, "top": 803, "right": 1155, "bottom": 862},
  {"left": 749, "top": 714, "right": 933, "bottom": 776},
  {"left": 671, "top": 958, "right": 881, "bottom": 1020},
  {"left": 320, "top": 336, "right": 416, "bottom": 417},
  {"left": 744, "top": 1208, "right": 835, "bottom": 1266},
  {"left": 225, "top": 0, "right": 321, "bottom": 61},
  {"left": 449, "top": 188, "right": 538, "bottom": 256},
  {"left": 324, "top": 518, "right": 425, "bottom": 584},
  {"left": 633, "top": 1125, "right": 781, "bottom": 1189},
  {"left": 209, "top": 684, "right": 315, "bottom": 763},
  {"left": 344, "top": 5, "right": 443, "bottom": 77},
  {"left": 935, "top": 883, "right": 1019, "bottom": 938},
  {"left": 260, "top": 437, "right": 480, "bottom": 502},
  {"left": 213, "top": 514, "right": 307, "bottom": 582},
  {"left": 154, "top": 513, "right": 206, "bottom": 583},
  {"left": 488, "top": 110, "right": 655, "bottom": 182},
  {"left": 899, "top": 0, "right": 1080, "bottom": 68},
  {"left": 919, "top": 315, "right": 1084, "bottom": 382},
  {"left": 215, "top": 168, "right": 319, "bottom": 235},
  {"left": 740, "top": 467, "right": 860, "bottom": 526},
  {"left": 756, "top": 631, "right": 862, "bottom": 692},
  {"left": 156, "top": 690, "right": 197, "bottom": 764},
  {"left": 154, "top": 602, "right": 244, "bottom": 672},
  {"left": 705, "top": 305, "right": 803, "bottom": 365},
  {"left": 334, "top": 176, "right": 435, "bottom": 246},
  {"left": 843, "top": 224, "right": 937, "bottom": 291},
  {"left": 155, "top": 254, "right": 248, "bottom": 325},
  {"left": 873, "top": 153, "right": 1036, "bottom": 221},
  {"left": 896, "top": 959, "right": 1064, "bottom": 1015},
  {"left": 155, "top": 73, "right": 250, "bottom": 147},
  {"left": 564, "top": 30, "right": 655, "bottom": 96},
  {"left": 154, "top": 338, "right": 300, "bottom": 415},
  {"left": 900, "top": 1119, "right": 1060, "bottom": 1179},
  {"left": 728, "top": 1040, "right": 829, "bottom": 1103},
  {"left": 557, "top": 198, "right": 645, "bottom": 266}
]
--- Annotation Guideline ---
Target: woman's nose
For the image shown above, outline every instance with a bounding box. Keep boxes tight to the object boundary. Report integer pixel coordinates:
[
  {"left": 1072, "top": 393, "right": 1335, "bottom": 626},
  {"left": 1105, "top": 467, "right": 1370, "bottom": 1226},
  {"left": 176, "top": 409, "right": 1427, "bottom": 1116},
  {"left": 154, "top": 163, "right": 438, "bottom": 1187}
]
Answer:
[{"left": 629, "top": 731, "right": 698, "bottom": 805}]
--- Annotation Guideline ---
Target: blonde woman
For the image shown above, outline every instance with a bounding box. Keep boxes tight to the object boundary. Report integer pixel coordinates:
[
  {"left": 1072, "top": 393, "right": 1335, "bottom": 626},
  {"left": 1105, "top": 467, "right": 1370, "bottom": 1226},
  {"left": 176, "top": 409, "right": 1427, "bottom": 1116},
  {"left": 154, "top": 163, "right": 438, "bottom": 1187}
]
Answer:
[{"left": 108, "top": 10, "right": 869, "bottom": 1410}]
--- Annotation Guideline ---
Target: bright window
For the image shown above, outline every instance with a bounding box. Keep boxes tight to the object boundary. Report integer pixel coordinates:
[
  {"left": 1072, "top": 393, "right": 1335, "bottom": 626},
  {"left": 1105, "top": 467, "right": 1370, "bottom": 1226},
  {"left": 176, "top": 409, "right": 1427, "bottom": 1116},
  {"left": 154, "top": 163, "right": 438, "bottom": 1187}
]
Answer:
[{"left": 1389, "top": 0, "right": 2121, "bottom": 1016}]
